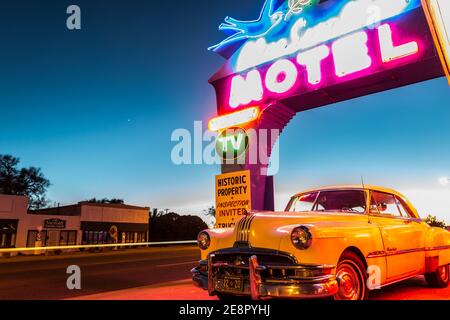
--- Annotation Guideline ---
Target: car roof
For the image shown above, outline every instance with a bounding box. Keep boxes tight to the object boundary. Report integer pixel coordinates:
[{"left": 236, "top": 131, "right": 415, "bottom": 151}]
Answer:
[
  {"left": 293, "top": 185, "right": 406, "bottom": 199},
  {"left": 291, "top": 185, "right": 419, "bottom": 218}
]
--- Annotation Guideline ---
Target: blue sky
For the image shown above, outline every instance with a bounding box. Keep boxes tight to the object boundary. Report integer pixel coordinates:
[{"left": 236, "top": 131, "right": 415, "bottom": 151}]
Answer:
[{"left": 0, "top": 0, "right": 449, "bottom": 223}]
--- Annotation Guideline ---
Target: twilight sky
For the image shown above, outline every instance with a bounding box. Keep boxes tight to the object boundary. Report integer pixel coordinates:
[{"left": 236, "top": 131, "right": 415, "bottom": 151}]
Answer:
[{"left": 0, "top": 0, "right": 449, "bottom": 224}]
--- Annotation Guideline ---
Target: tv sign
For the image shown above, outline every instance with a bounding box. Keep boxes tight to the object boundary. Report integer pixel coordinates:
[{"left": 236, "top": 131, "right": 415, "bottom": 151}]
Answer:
[{"left": 208, "top": 0, "right": 445, "bottom": 130}]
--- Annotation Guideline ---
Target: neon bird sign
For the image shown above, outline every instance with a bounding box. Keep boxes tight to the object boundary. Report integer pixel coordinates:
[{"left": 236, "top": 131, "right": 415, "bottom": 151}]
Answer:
[
  {"left": 209, "top": 0, "right": 285, "bottom": 54},
  {"left": 210, "top": 0, "right": 317, "bottom": 56},
  {"left": 209, "top": 0, "right": 444, "bottom": 126}
]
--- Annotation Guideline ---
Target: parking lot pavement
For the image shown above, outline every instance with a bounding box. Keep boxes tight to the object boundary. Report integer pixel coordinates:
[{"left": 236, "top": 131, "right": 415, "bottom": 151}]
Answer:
[
  {"left": 70, "top": 279, "right": 217, "bottom": 300},
  {"left": 73, "top": 276, "right": 450, "bottom": 300}
]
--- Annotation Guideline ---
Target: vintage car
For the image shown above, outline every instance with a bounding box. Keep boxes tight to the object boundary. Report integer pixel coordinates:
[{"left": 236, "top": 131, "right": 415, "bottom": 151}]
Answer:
[{"left": 192, "top": 185, "right": 450, "bottom": 300}]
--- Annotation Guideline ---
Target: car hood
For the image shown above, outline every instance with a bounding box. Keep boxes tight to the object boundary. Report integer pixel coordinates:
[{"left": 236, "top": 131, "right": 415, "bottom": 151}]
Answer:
[{"left": 229, "top": 211, "right": 372, "bottom": 250}]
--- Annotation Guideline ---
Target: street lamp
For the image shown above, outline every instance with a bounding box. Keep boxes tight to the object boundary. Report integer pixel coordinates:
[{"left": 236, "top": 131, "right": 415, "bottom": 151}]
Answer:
[{"left": 438, "top": 177, "right": 450, "bottom": 187}]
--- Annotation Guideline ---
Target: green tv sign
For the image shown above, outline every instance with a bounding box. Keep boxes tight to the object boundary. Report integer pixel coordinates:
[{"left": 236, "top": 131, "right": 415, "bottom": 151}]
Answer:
[{"left": 215, "top": 127, "right": 249, "bottom": 160}]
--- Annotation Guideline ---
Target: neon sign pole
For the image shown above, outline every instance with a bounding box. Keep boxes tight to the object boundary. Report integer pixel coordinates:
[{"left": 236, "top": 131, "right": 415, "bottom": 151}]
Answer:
[{"left": 208, "top": 0, "right": 445, "bottom": 211}]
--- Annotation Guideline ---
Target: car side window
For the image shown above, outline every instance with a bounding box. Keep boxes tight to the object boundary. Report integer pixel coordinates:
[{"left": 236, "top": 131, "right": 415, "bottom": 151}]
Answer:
[
  {"left": 370, "top": 191, "right": 402, "bottom": 217},
  {"left": 395, "top": 196, "right": 413, "bottom": 218}
]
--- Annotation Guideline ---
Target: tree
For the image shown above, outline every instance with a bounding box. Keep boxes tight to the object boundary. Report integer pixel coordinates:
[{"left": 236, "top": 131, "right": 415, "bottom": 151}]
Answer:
[
  {"left": 0, "top": 155, "right": 50, "bottom": 210},
  {"left": 149, "top": 211, "right": 208, "bottom": 242},
  {"left": 203, "top": 206, "right": 216, "bottom": 218},
  {"left": 84, "top": 198, "right": 125, "bottom": 204},
  {"left": 425, "top": 215, "right": 447, "bottom": 229}
]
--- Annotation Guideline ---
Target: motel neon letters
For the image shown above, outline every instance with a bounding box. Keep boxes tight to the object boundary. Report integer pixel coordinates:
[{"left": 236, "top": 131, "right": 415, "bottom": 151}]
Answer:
[
  {"left": 208, "top": 0, "right": 444, "bottom": 132},
  {"left": 228, "top": 23, "right": 419, "bottom": 109}
]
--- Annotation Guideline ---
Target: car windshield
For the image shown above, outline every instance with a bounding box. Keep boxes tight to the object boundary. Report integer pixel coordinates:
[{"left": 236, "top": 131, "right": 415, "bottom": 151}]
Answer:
[{"left": 287, "top": 190, "right": 367, "bottom": 214}]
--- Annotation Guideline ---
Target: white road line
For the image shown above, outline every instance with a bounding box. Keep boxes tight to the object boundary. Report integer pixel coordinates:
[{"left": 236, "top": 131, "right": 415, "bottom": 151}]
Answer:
[{"left": 156, "top": 261, "right": 198, "bottom": 268}]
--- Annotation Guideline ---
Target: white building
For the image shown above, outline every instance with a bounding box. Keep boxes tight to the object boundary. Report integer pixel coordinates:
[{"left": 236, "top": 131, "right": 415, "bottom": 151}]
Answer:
[{"left": 0, "top": 195, "right": 149, "bottom": 254}]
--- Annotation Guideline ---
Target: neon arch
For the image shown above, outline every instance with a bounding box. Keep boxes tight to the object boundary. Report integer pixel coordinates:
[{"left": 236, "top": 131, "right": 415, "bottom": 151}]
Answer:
[{"left": 209, "top": 0, "right": 445, "bottom": 211}]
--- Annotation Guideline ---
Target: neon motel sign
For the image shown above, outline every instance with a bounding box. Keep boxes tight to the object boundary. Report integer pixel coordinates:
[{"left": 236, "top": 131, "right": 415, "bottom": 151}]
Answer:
[{"left": 208, "top": 0, "right": 445, "bottom": 131}]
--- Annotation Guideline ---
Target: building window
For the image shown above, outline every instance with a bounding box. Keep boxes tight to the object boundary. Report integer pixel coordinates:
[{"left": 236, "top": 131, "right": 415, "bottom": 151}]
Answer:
[
  {"left": 60, "top": 231, "right": 77, "bottom": 246},
  {"left": 26, "top": 230, "right": 48, "bottom": 248},
  {"left": 0, "top": 222, "right": 18, "bottom": 248}
]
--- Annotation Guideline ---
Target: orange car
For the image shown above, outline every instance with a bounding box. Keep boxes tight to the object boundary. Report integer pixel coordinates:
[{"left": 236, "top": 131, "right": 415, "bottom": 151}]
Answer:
[{"left": 192, "top": 185, "right": 450, "bottom": 300}]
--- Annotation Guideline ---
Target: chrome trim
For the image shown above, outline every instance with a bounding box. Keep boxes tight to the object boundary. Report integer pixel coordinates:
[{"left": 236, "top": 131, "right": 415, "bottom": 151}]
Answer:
[
  {"left": 208, "top": 273, "right": 339, "bottom": 299},
  {"left": 236, "top": 217, "right": 245, "bottom": 241},
  {"left": 425, "top": 245, "right": 450, "bottom": 251},
  {"left": 236, "top": 214, "right": 256, "bottom": 242},
  {"left": 367, "top": 245, "right": 450, "bottom": 259},
  {"left": 367, "top": 248, "right": 423, "bottom": 258},
  {"left": 207, "top": 254, "right": 215, "bottom": 296},
  {"left": 193, "top": 251, "right": 338, "bottom": 300},
  {"left": 210, "top": 246, "right": 299, "bottom": 264},
  {"left": 249, "top": 255, "right": 262, "bottom": 300},
  {"left": 258, "top": 280, "right": 338, "bottom": 299},
  {"left": 367, "top": 250, "right": 387, "bottom": 259}
]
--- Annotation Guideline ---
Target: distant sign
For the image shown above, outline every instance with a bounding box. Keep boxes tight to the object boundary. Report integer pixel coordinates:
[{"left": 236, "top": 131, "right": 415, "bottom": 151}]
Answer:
[
  {"left": 215, "top": 170, "right": 251, "bottom": 229},
  {"left": 44, "top": 219, "right": 66, "bottom": 229},
  {"left": 422, "top": 0, "right": 450, "bottom": 85},
  {"left": 109, "top": 225, "right": 118, "bottom": 242}
]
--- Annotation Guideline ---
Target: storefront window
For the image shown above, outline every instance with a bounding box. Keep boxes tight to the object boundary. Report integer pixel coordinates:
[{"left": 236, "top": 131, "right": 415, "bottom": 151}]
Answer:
[
  {"left": 26, "top": 230, "right": 48, "bottom": 247},
  {"left": 60, "top": 231, "right": 68, "bottom": 246},
  {"left": 0, "top": 222, "right": 18, "bottom": 248},
  {"left": 80, "top": 228, "right": 147, "bottom": 245},
  {"left": 60, "top": 231, "right": 77, "bottom": 246}
]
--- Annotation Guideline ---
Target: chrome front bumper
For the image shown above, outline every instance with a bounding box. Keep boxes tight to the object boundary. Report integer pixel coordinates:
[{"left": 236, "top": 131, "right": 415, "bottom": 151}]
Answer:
[{"left": 191, "top": 253, "right": 338, "bottom": 300}]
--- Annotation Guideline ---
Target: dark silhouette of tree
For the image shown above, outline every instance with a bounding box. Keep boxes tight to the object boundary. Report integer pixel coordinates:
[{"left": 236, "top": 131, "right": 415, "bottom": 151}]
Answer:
[
  {"left": 149, "top": 211, "right": 208, "bottom": 242},
  {"left": 0, "top": 155, "right": 50, "bottom": 210},
  {"left": 425, "top": 215, "right": 447, "bottom": 229},
  {"left": 83, "top": 198, "right": 125, "bottom": 204},
  {"left": 203, "top": 206, "right": 216, "bottom": 218}
]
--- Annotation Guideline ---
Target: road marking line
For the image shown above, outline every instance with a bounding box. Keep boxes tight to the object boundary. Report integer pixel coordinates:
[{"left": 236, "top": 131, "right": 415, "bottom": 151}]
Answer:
[
  {"left": 156, "top": 261, "right": 198, "bottom": 268},
  {"left": 0, "top": 240, "right": 197, "bottom": 253}
]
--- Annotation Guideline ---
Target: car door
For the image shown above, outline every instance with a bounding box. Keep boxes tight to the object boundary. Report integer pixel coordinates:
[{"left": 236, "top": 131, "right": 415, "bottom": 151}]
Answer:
[{"left": 370, "top": 191, "right": 427, "bottom": 282}]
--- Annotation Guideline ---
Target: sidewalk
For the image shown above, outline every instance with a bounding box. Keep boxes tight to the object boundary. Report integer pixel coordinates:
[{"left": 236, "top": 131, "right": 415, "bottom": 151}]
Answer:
[{"left": 0, "top": 245, "right": 197, "bottom": 264}]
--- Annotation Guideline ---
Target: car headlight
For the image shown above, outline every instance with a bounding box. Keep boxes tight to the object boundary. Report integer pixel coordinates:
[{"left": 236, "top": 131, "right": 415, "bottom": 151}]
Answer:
[
  {"left": 197, "top": 231, "right": 211, "bottom": 250},
  {"left": 291, "top": 226, "right": 312, "bottom": 250}
]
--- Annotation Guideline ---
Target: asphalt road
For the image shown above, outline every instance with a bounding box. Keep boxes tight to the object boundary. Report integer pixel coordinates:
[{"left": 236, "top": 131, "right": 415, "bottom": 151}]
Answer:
[
  {"left": 0, "top": 246, "right": 449, "bottom": 300},
  {"left": 0, "top": 246, "right": 200, "bottom": 300}
]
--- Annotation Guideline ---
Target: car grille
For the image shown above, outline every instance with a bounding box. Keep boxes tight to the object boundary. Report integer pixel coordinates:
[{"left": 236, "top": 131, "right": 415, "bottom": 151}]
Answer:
[{"left": 210, "top": 248, "right": 297, "bottom": 279}]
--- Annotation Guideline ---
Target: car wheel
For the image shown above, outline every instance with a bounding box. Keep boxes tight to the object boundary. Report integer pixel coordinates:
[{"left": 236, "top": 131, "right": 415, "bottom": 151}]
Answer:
[
  {"left": 334, "top": 251, "right": 368, "bottom": 300},
  {"left": 425, "top": 264, "right": 449, "bottom": 288}
]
